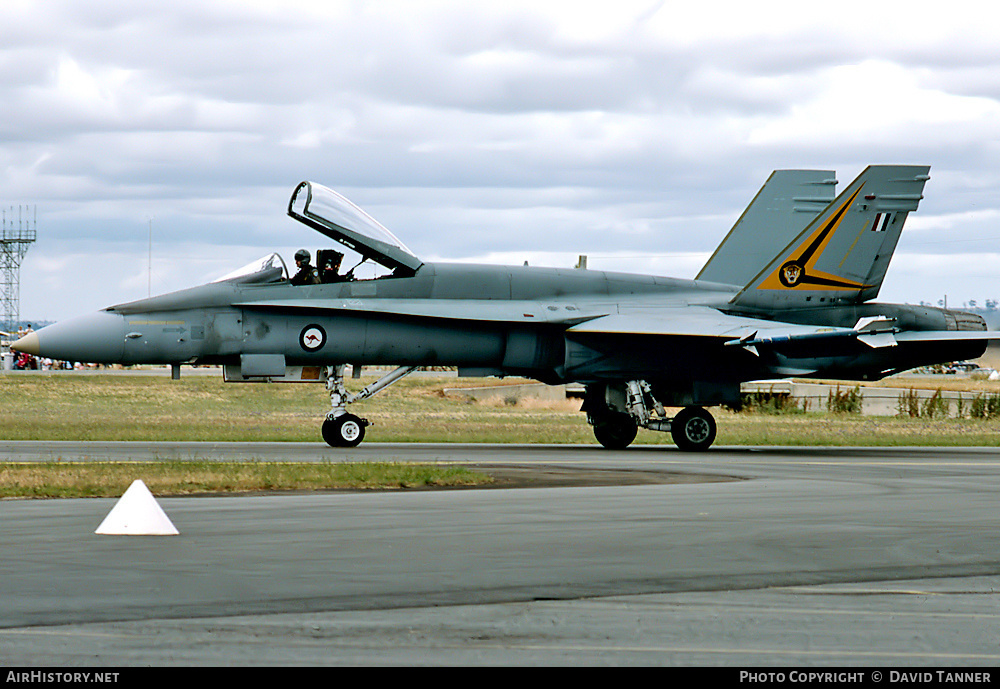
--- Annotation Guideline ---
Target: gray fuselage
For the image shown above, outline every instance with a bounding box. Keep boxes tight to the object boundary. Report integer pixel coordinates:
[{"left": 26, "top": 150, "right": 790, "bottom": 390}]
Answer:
[{"left": 25, "top": 261, "right": 978, "bottom": 409}]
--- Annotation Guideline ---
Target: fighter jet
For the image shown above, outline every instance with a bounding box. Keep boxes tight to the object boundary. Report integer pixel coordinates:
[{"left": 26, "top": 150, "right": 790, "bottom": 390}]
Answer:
[{"left": 14, "top": 165, "right": 1000, "bottom": 450}]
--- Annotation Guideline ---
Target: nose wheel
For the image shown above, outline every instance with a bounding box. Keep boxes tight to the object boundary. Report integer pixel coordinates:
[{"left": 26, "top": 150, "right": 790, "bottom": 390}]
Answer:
[{"left": 322, "top": 413, "right": 368, "bottom": 447}]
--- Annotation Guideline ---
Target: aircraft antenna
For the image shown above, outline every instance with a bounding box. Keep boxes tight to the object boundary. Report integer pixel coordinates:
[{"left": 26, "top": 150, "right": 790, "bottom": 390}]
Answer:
[{"left": 0, "top": 204, "right": 37, "bottom": 333}]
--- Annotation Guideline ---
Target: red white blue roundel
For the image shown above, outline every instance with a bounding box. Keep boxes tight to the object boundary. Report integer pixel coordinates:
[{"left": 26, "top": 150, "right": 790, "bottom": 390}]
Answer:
[{"left": 299, "top": 325, "right": 326, "bottom": 352}]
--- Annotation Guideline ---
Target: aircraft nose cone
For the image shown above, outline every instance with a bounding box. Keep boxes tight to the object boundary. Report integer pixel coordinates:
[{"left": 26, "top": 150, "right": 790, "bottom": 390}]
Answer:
[
  {"left": 13, "top": 311, "right": 126, "bottom": 363},
  {"left": 11, "top": 331, "right": 39, "bottom": 356}
]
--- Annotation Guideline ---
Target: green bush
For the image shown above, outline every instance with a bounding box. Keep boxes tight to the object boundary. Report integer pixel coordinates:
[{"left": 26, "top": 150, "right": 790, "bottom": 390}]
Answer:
[
  {"left": 970, "top": 392, "right": 1000, "bottom": 419},
  {"left": 827, "top": 385, "right": 862, "bottom": 414},
  {"left": 732, "top": 389, "right": 803, "bottom": 414}
]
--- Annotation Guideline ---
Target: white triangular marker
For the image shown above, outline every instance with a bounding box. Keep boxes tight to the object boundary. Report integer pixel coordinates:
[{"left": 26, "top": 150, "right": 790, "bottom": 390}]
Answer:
[{"left": 95, "top": 480, "right": 179, "bottom": 536}]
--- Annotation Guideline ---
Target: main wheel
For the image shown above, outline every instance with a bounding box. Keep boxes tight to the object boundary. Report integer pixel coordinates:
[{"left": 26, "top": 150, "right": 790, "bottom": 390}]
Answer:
[
  {"left": 592, "top": 413, "right": 638, "bottom": 450},
  {"left": 670, "top": 406, "right": 716, "bottom": 451},
  {"left": 322, "top": 413, "right": 366, "bottom": 448}
]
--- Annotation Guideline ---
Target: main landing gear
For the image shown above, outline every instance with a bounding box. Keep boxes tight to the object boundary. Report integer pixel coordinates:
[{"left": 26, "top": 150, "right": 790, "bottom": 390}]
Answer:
[
  {"left": 322, "top": 364, "right": 418, "bottom": 447},
  {"left": 584, "top": 381, "right": 717, "bottom": 452},
  {"left": 669, "top": 406, "right": 717, "bottom": 452}
]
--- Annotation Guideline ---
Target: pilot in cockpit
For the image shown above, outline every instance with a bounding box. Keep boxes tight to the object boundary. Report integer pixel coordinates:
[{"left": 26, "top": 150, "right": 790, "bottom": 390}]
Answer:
[
  {"left": 290, "top": 249, "right": 320, "bottom": 285},
  {"left": 318, "top": 249, "right": 349, "bottom": 283}
]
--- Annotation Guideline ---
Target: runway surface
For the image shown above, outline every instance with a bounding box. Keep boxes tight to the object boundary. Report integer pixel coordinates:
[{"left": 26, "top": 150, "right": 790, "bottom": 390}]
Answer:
[{"left": 2, "top": 441, "right": 1000, "bottom": 666}]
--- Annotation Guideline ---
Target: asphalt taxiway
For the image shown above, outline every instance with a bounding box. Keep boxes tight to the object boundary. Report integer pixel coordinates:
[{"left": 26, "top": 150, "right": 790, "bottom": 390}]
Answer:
[{"left": 2, "top": 442, "right": 1000, "bottom": 666}]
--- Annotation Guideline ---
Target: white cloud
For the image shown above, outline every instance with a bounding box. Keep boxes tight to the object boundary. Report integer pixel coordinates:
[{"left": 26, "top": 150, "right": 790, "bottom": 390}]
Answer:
[
  {"left": 2, "top": 1, "right": 1000, "bottom": 321},
  {"left": 747, "top": 60, "right": 1000, "bottom": 147}
]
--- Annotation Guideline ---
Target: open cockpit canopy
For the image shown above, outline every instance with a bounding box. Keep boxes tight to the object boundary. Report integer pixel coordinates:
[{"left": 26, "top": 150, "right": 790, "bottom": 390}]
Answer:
[{"left": 288, "top": 181, "right": 423, "bottom": 276}]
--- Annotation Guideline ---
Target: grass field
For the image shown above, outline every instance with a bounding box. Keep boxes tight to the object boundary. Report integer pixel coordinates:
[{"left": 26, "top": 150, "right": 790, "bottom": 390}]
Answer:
[
  {"left": 3, "top": 370, "right": 1000, "bottom": 446},
  {"left": 3, "top": 370, "right": 999, "bottom": 498},
  {"left": 1, "top": 371, "right": 594, "bottom": 443},
  {"left": 0, "top": 460, "right": 488, "bottom": 499}
]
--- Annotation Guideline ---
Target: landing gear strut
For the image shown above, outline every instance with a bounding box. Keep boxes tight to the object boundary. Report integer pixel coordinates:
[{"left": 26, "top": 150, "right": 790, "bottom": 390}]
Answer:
[
  {"left": 584, "top": 381, "right": 717, "bottom": 451},
  {"left": 322, "top": 364, "right": 418, "bottom": 447}
]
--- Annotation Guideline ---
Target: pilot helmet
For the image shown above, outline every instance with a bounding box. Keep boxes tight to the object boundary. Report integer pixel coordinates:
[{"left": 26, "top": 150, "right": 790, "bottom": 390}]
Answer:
[{"left": 294, "top": 249, "right": 310, "bottom": 264}]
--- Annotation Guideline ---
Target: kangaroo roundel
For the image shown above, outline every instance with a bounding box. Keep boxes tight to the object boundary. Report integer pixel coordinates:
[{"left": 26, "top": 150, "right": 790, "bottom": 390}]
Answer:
[{"left": 300, "top": 325, "right": 326, "bottom": 352}]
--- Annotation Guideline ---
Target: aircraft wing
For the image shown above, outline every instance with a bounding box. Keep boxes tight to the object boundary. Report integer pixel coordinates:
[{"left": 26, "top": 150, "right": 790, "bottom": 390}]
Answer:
[
  {"left": 567, "top": 308, "right": 1000, "bottom": 355},
  {"left": 567, "top": 308, "right": 855, "bottom": 344}
]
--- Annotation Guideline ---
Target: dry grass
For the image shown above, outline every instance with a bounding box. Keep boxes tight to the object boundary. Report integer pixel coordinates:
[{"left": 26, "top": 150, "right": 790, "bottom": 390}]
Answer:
[
  {"left": 713, "top": 408, "right": 1000, "bottom": 446},
  {"left": 816, "top": 375, "right": 1000, "bottom": 393},
  {"left": 7, "top": 370, "right": 1000, "bottom": 499},
  {"left": 3, "top": 370, "right": 1000, "bottom": 447},
  {"left": 0, "top": 461, "right": 490, "bottom": 499}
]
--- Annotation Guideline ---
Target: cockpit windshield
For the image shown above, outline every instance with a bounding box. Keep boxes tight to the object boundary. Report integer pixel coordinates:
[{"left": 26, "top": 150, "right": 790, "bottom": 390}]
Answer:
[
  {"left": 213, "top": 252, "right": 288, "bottom": 284},
  {"left": 288, "top": 181, "right": 423, "bottom": 276}
]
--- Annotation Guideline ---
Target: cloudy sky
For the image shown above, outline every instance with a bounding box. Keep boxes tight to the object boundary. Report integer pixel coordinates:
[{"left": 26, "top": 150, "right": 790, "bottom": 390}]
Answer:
[{"left": 4, "top": 0, "right": 1000, "bottom": 323}]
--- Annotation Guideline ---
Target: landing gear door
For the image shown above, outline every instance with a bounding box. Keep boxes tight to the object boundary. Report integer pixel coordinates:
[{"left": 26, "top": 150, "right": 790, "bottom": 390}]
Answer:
[{"left": 223, "top": 359, "right": 328, "bottom": 383}]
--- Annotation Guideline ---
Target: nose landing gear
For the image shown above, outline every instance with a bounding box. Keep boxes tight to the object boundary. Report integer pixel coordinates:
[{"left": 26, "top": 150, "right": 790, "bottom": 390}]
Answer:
[
  {"left": 321, "top": 364, "right": 417, "bottom": 447},
  {"left": 322, "top": 412, "right": 367, "bottom": 447}
]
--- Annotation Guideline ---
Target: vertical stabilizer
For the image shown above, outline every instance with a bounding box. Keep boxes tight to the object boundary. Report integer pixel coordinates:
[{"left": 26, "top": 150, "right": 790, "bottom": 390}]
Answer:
[
  {"left": 697, "top": 170, "right": 836, "bottom": 286},
  {"left": 731, "top": 165, "right": 929, "bottom": 311}
]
